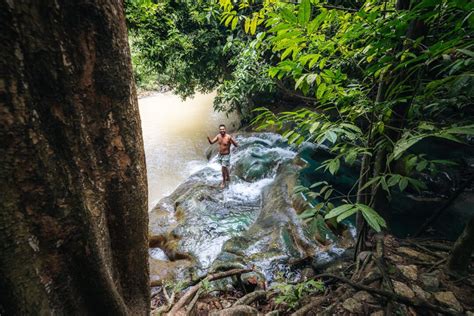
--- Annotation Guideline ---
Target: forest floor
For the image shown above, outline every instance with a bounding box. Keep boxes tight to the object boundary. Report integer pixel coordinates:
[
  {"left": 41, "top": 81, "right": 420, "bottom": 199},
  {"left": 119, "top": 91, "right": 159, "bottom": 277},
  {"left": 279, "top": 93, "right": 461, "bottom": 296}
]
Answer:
[{"left": 151, "top": 234, "right": 474, "bottom": 315}]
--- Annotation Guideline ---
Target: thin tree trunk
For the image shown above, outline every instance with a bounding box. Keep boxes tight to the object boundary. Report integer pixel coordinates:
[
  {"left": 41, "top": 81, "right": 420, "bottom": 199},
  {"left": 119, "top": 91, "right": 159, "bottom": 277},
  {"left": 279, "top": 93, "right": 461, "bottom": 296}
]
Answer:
[
  {"left": 370, "top": 0, "right": 428, "bottom": 226},
  {"left": 0, "top": 1, "right": 149, "bottom": 314},
  {"left": 447, "top": 216, "right": 474, "bottom": 278}
]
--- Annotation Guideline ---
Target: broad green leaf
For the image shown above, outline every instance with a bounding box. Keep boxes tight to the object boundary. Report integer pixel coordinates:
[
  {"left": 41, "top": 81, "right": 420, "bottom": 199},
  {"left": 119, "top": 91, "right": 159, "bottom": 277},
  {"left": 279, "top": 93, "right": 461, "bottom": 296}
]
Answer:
[
  {"left": 328, "top": 159, "right": 340, "bottom": 175},
  {"left": 295, "top": 75, "right": 307, "bottom": 89},
  {"left": 393, "top": 136, "right": 425, "bottom": 160},
  {"left": 299, "top": 208, "right": 317, "bottom": 219},
  {"left": 325, "top": 204, "right": 354, "bottom": 219},
  {"left": 280, "top": 7, "right": 297, "bottom": 23},
  {"left": 357, "top": 204, "right": 387, "bottom": 232},
  {"left": 317, "top": 83, "right": 326, "bottom": 99},
  {"left": 310, "top": 181, "right": 327, "bottom": 188},
  {"left": 387, "top": 174, "right": 401, "bottom": 187},
  {"left": 309, "top": 121, "right": 320, "bottom": 133},
  {"left": 298, "top": 0, "right": 311, "bottom": 25},
  {"left": 326, "top": 130, "right": 337, "bottom": 143},
  {"left": 231, "top": 16, "right": 239, "bottom": 30},
  {"left": 250, "top": 16, "right": 258, "bottom": 35},
  {"left": 281, "top": 47, "right": 294, "bottom": 60},
  {"left": 336, "top": 207, "right": 358, "bottom": 222},
  {"left": 359, "top": 176, "right": 381, "bottom": 192},
  {"left": 399, "top": 177, "right": 408, "bottom": 192}
]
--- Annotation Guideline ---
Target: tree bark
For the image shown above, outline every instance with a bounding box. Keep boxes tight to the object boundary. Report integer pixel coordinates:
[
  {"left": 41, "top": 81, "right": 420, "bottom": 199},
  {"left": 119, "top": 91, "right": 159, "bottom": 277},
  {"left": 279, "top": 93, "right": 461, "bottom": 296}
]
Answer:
[
  {"left": 447, "top": 216, "right": 474, "bottom": 278},
  {"left": 0, "top": 1, "right": 149, "bottom": 315}
]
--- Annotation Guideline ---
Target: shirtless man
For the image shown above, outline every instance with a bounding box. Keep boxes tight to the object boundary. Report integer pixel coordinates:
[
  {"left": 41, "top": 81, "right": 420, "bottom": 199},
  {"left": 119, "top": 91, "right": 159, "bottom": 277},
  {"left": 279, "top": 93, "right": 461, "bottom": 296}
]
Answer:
[{"left": 207, "top": 124, "right": 238, "bottom": 188}]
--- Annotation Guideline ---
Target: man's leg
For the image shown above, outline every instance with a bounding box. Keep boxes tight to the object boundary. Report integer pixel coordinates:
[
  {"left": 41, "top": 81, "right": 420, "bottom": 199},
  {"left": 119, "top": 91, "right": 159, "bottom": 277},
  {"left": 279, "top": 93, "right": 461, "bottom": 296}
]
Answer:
[
  {"left": 223, "top": 166, "right": 230, "bottom": 184},
  {"left": 224, "top": 166, "right": 230, "bottom": 182},
  {"left": 224, "top": 156, "right": 231, "bottom": 183},
  {"left": 221, "top": 166, "right": 226, "bottom": 188}
]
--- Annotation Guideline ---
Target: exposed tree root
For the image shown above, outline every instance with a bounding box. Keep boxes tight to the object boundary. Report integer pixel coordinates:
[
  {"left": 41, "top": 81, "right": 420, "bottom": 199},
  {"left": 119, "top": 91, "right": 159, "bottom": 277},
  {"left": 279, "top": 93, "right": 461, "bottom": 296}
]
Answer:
[
  {"left": 167, "top": 268, "right": 252, "bottom": 315},
  {"left": 210, "top": 305, "right": 258, "bottom": 315},
  {"left": 233, "top": 290, "right": 267, "bottom": 307},
  {"left": 290, "top": 297, "right": 326, "bottom": 316},
  {"left": 185, "top": 288, "right": 202, "bottom": 315}
]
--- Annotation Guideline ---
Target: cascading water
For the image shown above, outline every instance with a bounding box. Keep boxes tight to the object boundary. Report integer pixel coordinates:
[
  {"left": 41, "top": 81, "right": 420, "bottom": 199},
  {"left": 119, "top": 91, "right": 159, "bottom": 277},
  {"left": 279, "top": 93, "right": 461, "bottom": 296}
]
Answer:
[
  {"left": 141, "top": 92, "right": 350, "bottom": 286},
  {"left": 148, "top": 133, "right": 301, "bottom": 276}
]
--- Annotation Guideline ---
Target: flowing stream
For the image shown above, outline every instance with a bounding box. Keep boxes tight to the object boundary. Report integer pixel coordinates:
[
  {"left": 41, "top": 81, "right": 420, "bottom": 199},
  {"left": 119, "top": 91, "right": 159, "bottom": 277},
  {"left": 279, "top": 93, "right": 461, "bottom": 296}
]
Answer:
[
  {"left": 139, "top": 92, "right": 239, "bottom": 209},
  {"left": 140, "top": 92, "right": 319, "bottom": 283}
]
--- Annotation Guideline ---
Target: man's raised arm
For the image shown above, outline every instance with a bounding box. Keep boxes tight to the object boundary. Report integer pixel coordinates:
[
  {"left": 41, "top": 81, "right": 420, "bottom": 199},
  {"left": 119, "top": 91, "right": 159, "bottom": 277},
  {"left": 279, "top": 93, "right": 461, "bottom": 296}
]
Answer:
[
  {"left": 230, "top": 136, "right": 238, "bottom": 147},
  {"left": 207, "top": 135, "right": 218, "bottom": 144}
]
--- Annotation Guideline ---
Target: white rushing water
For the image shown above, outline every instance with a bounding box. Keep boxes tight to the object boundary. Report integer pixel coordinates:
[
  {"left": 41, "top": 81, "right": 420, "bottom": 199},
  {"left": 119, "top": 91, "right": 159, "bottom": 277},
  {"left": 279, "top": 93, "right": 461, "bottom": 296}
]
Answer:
[{"left": 138, "top": 91, "right": 239, "bottom": 209}]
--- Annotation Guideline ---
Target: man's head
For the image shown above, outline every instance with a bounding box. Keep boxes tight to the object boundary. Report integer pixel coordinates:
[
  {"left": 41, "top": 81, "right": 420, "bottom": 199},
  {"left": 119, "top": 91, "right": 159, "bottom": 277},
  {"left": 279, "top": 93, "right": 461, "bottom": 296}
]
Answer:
[{"left": 219, "top": 124, "right": 226, "bottom": 135}]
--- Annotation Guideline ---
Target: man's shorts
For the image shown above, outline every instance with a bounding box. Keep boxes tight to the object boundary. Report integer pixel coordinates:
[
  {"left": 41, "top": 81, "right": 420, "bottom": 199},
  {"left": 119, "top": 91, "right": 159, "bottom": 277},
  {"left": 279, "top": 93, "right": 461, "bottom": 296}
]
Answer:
[{"left": 217, "top": 153, "right": 231, "bottom": 167}]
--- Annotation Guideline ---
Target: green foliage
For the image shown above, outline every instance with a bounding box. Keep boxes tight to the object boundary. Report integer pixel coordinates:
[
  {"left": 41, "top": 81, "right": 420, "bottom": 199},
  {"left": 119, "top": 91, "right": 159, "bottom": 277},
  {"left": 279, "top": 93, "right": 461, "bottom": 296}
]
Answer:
[
  {"left": 220, "top": 0, "right": 473, "bottom": 232},
  {"left": 273, "top": 278, "right": 324, "bottom": 309},
  {"left": 200, "top": 278, "right": 212, "bottom": 293},
  {"left": 325, "top": 203, "right": 387, "bottom": 232},
  {"left": 163, "top": 279, "right": 187, "bottom": 295},
  {"left": 125, "top": 0, "right": 229, "bottom": 98},
  {"left": 129, "top": 36, "right": 159, "bottom": 91},
  {"left": 213, "top": 37, "right": 277, "bottom": 119},
  {"left": 126, "top": 0, "right": 473, "bottom": 235}
]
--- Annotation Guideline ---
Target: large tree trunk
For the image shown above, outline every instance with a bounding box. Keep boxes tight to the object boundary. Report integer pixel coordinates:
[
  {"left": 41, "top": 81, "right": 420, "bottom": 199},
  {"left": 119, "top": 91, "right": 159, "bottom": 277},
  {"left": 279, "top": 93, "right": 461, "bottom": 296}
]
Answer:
[{"left": 0, "top": 1, "right": 149, "bottom": 315}]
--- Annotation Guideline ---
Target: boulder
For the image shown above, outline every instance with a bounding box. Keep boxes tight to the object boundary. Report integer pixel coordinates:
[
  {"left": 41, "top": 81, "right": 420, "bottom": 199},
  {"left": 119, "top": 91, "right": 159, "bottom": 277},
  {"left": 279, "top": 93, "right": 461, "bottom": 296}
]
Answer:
[
  {"left": 412, "top": 284, "right": 431, "bottom": 300},
  {"left": 393, "top": 281, "right": 415, "bottom": 298},
  {"left": 419, "top": 272, "right": 439, "bottom": 291},
  {"left": 213, "top": 163, "right": 321, "bottom": 281},
  {"left": 342, "top": 298, "right": 364, "bottom": 314},
  {"left": 397, "top": 265, "right": 418, "bottom": 281},
  {"left": 434, "top": 291, "right": 463, "bottom": 312},
  {"left": 353, "top": 291, "right": 377, "bottom": 304}
]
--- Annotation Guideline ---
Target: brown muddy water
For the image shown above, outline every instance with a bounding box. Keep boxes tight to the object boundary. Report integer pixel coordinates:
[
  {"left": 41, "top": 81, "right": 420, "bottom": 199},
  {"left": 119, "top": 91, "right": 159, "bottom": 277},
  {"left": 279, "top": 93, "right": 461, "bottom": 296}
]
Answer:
[{"left": 139, "top": 91, "right": 239, "bottom": 210}]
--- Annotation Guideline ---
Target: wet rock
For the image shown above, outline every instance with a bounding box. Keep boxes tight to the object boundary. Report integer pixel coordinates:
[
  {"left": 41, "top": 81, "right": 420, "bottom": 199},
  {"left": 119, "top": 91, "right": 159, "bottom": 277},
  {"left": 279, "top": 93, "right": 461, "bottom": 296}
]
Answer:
[
  {"left": 342, "top": 297, "right": 364, "bottom": 314},
  {"left": 412, "top": 284, "right": 431, "bottom": 300},
  {"left": 393, "top": 281, "right": 415, "bottom": 298},
  {"left": 353, "top": 291, "right": 377, "bottom": 304},
  {"left": 419, "top": 272, "right": 439, "bottom": 291},
  {"left": 240, "top": 272, "right": 266, "bottom": 291},
  {"left": 149, "top": 257, "right": 193, "bottom": 285},
  {"left": 434, "top": 291, "right": 463, "bottom": 312},
  {"left": 300, "top": 267, "right": 315, "bottom": 280},
  {"left": 148, "top": 133, "right": 353, "bottom": 287},
  {"left": 214, "top": 163, "right": 322, "bottom": 282},
  {"left": 397, "top": 265, "right": 418, "bottom": 281}
]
